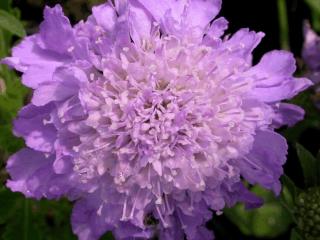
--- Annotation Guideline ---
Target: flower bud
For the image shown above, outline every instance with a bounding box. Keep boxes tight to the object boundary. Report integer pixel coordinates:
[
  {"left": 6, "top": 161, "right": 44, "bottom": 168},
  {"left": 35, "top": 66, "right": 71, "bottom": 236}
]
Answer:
[{"left": 294, "top": 187, "right": 320, "bottom": 240}]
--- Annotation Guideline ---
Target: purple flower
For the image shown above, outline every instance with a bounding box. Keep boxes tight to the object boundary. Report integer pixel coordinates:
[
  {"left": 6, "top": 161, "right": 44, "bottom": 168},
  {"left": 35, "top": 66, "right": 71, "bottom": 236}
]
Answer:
[
  {"left": 303, "top": 23, "right": 320, "bottom": 83},
  {"left": 303, "top": 23, "right": 320, "bottom": 107},
  {"left": 3, "top": 1, "right": 312, "bottom": 239}
]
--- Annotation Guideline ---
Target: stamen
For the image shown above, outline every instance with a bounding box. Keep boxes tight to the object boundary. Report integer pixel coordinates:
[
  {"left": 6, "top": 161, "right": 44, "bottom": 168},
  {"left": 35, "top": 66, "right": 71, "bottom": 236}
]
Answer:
[
  {"left": 121, "top": 196, "right": 128, "bottom": 221},
  {"left": 129, "top": 190, "right": 141, "bottom": 218},
  {"left": 67, "top": 46, "right": 75, "bottom": 53},
  {"left": 156, "top": 205, "right": 169, "bottom": 228}
]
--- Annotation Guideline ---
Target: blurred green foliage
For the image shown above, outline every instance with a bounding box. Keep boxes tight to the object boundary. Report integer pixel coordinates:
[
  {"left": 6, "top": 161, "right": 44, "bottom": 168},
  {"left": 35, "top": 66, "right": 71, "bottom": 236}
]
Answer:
[
  {"left": 225, "top": 186, "right": 293, "bottom": 238},
  {"left": 27, "top": 0, "right": 106, "bottom": 21},
  {"left": 296, "top": 143, "right": 320, "bottom": 187},
  {"left": 0, "top": 1, "right": 27, "bottom": 160},
  {"left": 0, "top": 187, "right": 77, "bottom": 240},
  {"left": 0, "top": 9, "right": 25, "bottom": 37},
  {"left": 305, "top": 0, "right": 320, "bottom": 32},
  {"left": 224, "top": 1, "right": 320, "bottom": 239}
]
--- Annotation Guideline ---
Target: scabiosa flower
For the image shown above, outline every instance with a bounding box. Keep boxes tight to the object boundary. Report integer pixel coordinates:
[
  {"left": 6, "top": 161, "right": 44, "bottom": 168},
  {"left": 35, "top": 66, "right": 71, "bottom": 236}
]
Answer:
[
  {"left": 303, "top": 23, "right": 320, "bottom": 107},
  {"left": 3, "top": 1, "right": 312, "bottom": 239}
]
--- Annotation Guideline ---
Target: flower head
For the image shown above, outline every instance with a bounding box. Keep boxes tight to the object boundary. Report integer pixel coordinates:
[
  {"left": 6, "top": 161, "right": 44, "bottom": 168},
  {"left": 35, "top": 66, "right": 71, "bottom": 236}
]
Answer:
[
  {"left": 3, "top": 1, "right": 312, "bottom": 239},
  {"left": 303, "top": 23, "right": 320, "bottom": 82},
  {"left": 303, "top": 23, "right": 320, "bottom": 107}
]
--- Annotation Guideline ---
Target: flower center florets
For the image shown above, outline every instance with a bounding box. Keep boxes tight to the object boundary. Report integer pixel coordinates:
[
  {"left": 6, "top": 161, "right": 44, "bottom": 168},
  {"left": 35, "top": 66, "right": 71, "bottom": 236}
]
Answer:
[{"left": 72, "top": 31, "right": 270, "bottom": 195}]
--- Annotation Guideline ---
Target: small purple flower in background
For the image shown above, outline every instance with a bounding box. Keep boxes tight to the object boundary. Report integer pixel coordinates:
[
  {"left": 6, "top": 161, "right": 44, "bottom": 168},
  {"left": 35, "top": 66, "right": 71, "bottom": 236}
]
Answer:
[
  {"left": 303, "top": 23, "right": 320, "bottom": 107},
  {"left": 3, "top": 1, "right": 312, "bottom": 239}
]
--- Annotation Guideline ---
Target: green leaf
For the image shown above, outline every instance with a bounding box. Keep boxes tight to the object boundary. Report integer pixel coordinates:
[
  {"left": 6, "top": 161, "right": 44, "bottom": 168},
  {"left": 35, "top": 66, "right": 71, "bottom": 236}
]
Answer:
[
  {"left": 305, "top": 0, "right": 320, "bottom": 16},
  {"left": 23, "top": 199, "right": 30, "bottom": 240},
  {"left": 0, "top": 0, "right": 11, "bottom": 11},
  {"left": 251, "top": 202, "right": 292, "bottom": 238},
  {"left": 0, "top": 188, "right": 20, "bottom": 224},
  {"left": 0, "top": 69, "right": 28, "bottom": 155},
  {"left": 0, "top": 9, "right": 25, "bottom": 37},
  {"left": 296, "top": 143, "right": 319, "bottom": 187},
  {"left": 280, "top": 175, "right": 298, "bottom": 209},
  {"left": 225, "top": 185, "right": 293, "bottom": 238},
  {"left": 224, "top": 205, "right": 252, "bottom": 235},
  {"left": 290, "top": 228, "right": 303, "bottom": 240},
  {"left": 0, "top": 194, "right": 79, "bottom": 240},
  {"left": 277, "top": 0, "right": 290, "bottom": 50},
  {"left": 0, "top": 124, "right": 24, "bottom": 154},
  {"left": 2, "top": 216, "right": 41, "bottom": 240},
  {"left": 0, "top": 75, "right": 28, "bottom": 125},
  {"left": 2, "top": 199, "right": 41, "bottom": 240},
  {"left": 316, "top": 149, "right": 320, "bottom": 184},
  {"left": 34, "top": 199, "right": 77, "bottom": 240}
]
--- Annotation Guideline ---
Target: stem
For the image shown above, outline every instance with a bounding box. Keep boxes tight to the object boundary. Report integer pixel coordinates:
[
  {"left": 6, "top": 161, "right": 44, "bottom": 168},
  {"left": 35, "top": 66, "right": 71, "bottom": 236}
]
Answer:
[
  {"left": 0, "top": 29, "right": 6, "bottom": 74},
  {"left": 277, "top": 0, "right": 290, "bottom": 50},
  {"left": 279, "top": 198, "right": 299, "bottom": 224},
  {"left": 24, "top": 199, "right": 29, "bottom": 240},
  {"left": 311, "top": 10, "right": 320, "bottom": 32}
]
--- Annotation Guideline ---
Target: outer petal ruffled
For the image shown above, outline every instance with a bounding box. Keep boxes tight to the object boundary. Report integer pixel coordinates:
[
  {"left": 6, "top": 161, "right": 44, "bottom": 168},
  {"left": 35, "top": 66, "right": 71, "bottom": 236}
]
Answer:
[
  {"left": 135, "top": 0, "right": 184, "bottom": 23},
  {"left": 273, "top": 103, "right": 305, "bottom": 128},
  {"left": 175, "top": 205, "right": 213, "bottom": 240},
  {"left": 303, "top": 22, "right": 320, "bottom": 72},
  {"left": 38, "top": 5, "right": 75, "bottom": 54},
  {"left": 239, "top": 130, "right": 288, "bottom": 195},
  {"left": 203, "top": 17, "right": 228, "bottom": 46},
  {"left": 13, "top": 104, "right": 56, "bottom": 152},
  {"left": 128, "top": 0, "right": 154, "bottom": 45},
  {"left": 6, "top": 148, "right": 76, "bottom": 199},
  {"left": 71, "top": 192, "right": 115, "bottom": 240},
  {"left": 92, "top": 3, "right": 117, "bottom": 32},
  {"left": 2, "top": 36, "right": 70, "bottom": 88},
  {"left": 53, "top": 155, "right": 74, "bottom": 175},
  {"left": 187, "top": 0, "right": 222, "bottom": 30},
  {"left": 32, "top": 82, "right": 75, "bottom": 106},
  {"left": 222, "top": 182, "right": 263, "bottom": 209},
  {"left": 224, "top": 28, "right": 265, "bottom": 60},
  {"left": 302, "top": 23, "right": 320, "bottom": 84},
  {"left": 32, "top": 66, "right": 88, "bottom": 106},
  {"left": 136, "top": 0, "right": 221, "bottom": 31},
  {"left": 72, "top": 184, "right": 155, "bottom": 240},
  {"left": 6, "top": 148, "right": 51, "bottom": 197},
  {"left": 113, "top": 222, "right": 154, "bottom": 239},
  {"left": 247, "top": 50, "right": 313, "bottom": 102}
]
